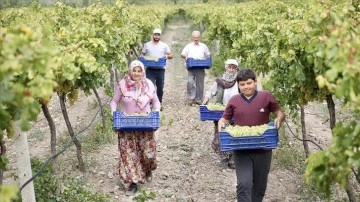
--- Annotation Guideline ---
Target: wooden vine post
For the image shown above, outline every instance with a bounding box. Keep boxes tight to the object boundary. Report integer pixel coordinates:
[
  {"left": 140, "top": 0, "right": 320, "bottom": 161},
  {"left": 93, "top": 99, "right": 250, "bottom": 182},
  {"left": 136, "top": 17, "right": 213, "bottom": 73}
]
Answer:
[{"left": 14, "top": 121, "right": 36, "bottom": 202}]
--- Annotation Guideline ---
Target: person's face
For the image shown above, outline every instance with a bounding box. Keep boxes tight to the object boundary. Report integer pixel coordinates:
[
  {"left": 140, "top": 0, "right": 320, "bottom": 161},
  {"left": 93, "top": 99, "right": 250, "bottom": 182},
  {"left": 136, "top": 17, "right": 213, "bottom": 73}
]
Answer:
[
  {"left": 226, "top": 64, "right": 238, "bottom": 74},
  {"left": 153, "top": 33, "right": 161, "bottom": 42},
  {"left": 238, "top": 78, "right": 257, "bottom": 97},
  {"left": 130, "top": 66, "right": 144, "bottom": 81},
  {"left": 192, "top": 34, "right": 200, "bottom": 44}
]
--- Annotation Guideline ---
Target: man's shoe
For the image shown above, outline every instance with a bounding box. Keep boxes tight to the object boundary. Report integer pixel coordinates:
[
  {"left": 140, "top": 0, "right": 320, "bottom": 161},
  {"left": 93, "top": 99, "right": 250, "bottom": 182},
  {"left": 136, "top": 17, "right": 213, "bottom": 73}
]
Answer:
[
  {"left": 125, "top": 183, "right": 138, "bottom": 196},
  {"left": 146, "top": 171, "right": 153, "bottom": 182},
  {"left": 195, "top": 100, "right": 202, "bottom": 105},
  {"left": 186, "top": 99, "right": 195, "bottom": 106}
]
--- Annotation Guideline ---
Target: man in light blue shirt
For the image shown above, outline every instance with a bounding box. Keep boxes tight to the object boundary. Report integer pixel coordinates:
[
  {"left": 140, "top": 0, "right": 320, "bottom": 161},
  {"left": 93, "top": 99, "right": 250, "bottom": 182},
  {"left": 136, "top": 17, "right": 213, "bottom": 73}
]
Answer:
[{"left": 141, "top": 28, "right": 173, "bottom": 105}]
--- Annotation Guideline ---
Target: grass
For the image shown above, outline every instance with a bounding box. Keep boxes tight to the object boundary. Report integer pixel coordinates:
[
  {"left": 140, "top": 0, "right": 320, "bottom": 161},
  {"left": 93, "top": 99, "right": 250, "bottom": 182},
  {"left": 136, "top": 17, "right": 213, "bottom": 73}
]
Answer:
[
  {"left": 272, "top": 127, "right": 307, "bottom": 174},
  {"left": 87, "top": 97, "right": 100, "bottom": 111},
  {"left": 56, "top": 130, "right": 72, "bottom": 148},
  {"left": 55, "top": 106, "right": 116, "bottom": 153},
  {"left": 167, "top": 118, "right": 174, "bottom": 126},
  {"left": 80, "top": 116, "right": 116, "bottom": 153},
  {"left": 29, "top": 129, "right": 46, "bottom": 141},
  {"left": 160, "top": 113, "right": 174, "bottom": 126},
  {"left": 272, "top": 124, "right": 350, "bottom": 201}
]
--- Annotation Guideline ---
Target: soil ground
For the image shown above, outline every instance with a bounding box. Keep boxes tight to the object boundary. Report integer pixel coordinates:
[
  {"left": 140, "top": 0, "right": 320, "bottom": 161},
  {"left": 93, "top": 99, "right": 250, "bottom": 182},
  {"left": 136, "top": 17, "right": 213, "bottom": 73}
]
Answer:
[{"left": 3, "top": 20, "right": 354, "bottom": 202}]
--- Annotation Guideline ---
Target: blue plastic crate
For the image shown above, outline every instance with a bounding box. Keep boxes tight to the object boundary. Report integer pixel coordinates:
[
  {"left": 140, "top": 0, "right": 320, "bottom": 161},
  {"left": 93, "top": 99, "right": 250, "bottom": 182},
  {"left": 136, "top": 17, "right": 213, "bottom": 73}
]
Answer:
[
  {"left": 199, "top": 105, "right": 224, "bottom": 121},
  {"left": 186, "top": 58, "right": 212, "bottom": 69},
  {"left": 219, "top": 122, "right": 278, "bottom": 151},
  {"left": 113, "top": 111, "right": 160, "bottom": 131},
  {"left": 139, "top": 57, "right": 166, "bottom": 68}
]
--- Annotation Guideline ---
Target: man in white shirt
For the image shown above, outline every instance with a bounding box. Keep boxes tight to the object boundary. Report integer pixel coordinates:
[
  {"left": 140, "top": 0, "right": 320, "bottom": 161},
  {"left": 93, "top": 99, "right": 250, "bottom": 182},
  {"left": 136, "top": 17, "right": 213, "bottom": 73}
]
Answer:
[{"left": 181, "top": 31, "right": 211, "bottom": 106}]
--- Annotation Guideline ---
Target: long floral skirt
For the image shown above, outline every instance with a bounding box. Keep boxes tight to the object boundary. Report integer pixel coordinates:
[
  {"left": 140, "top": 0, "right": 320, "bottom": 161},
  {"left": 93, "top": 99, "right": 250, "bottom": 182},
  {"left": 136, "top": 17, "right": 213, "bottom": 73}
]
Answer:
[{"left": 117, "top": 130, "right": 157, "bottom": 188}]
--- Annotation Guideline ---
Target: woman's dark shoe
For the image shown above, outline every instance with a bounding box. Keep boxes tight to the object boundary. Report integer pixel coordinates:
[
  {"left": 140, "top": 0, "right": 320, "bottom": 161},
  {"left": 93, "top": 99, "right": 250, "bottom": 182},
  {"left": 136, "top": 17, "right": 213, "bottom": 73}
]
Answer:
[
  {"left": 146, "top": 171, "right": 153, "bottom": 182},
  {"left": 219, "top": 159, "right": 229, "bottom": 168},
  {"left": 125, "top": 183, "right": 138, "bottom": 196}
]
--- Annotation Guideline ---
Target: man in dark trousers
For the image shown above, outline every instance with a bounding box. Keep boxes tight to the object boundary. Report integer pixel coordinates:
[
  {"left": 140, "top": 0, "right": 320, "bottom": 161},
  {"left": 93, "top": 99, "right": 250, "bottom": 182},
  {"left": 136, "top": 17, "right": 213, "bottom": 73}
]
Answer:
[
  {"left": 218, "top": 68, "right": 285, "bottom": 202},
  {"left": 141, "top": 28, "right": 173, "bottom": 105}
]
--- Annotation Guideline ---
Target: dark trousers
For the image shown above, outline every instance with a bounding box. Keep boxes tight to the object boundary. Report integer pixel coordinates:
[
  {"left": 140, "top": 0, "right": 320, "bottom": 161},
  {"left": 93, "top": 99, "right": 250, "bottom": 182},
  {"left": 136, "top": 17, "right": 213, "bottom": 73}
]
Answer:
[
  {"left": 233, "top": 150, "right": 272, "bottom": 202},
  {"left": 145, "top": 68, "right": 165, "bottom": 103}
]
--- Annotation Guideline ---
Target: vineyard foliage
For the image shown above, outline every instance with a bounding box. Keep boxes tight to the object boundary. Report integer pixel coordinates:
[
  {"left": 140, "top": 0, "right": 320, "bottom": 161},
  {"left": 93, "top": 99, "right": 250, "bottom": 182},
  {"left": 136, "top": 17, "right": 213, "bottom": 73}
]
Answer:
[
  {"left": 0, "top": 1, "right": 177, "bottom": 133},
  {"left": 0, "top": 0, "right": 359, "bottom": 199},
  {"left": 0, "top": 1, "right": 176, "bottom": 200},
  {"left": 0, "top": 26, "right": 58, "bottom": 135},
  {"left": 183, "top": 0, "right": 360, "bottom": 197}
]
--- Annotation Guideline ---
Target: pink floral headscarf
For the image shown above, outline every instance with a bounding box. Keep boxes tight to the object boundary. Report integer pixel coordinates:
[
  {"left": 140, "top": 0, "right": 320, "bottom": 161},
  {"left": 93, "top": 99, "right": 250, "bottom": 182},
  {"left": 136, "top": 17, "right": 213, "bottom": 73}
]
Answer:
[{"left": 120, "top": 60, "right": 156, "bottom": 109}]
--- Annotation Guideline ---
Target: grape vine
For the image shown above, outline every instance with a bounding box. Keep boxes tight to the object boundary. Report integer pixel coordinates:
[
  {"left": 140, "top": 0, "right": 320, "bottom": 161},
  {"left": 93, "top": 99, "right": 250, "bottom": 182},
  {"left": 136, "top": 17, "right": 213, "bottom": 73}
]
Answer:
[{"left": 183, "top": 0, "right": 360, "bottom": 198}]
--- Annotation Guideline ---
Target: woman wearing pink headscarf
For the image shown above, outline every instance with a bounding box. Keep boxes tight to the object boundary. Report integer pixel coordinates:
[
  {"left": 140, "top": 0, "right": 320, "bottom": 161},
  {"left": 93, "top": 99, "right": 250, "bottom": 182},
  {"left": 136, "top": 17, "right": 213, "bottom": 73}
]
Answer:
[{"left": 110, "top": 60, "right": 161, "bottom": 195}]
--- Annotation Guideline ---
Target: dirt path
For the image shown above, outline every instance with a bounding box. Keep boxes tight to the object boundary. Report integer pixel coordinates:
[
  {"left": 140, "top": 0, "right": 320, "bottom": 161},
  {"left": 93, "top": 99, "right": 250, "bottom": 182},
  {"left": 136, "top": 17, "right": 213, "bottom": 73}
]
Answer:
[
  {"left": 4, "top": 20, "right": 349, "bottom": 202},
  {"left": 93, "top": 21, "right": 301, "bottom": 202},
  {"left": 86, "top": 21, "right": 241, "bottom": 202}
]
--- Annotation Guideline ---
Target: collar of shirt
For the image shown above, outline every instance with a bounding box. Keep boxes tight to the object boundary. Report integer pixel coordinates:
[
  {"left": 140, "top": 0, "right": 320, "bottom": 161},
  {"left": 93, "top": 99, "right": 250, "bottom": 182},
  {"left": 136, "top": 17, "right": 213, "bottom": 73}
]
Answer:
[
  {"left": 192, "top": 42, "right": 200, "bottom": 46},
  {"left": 240, "top": 90, "right": 258, "bottom": 103}
]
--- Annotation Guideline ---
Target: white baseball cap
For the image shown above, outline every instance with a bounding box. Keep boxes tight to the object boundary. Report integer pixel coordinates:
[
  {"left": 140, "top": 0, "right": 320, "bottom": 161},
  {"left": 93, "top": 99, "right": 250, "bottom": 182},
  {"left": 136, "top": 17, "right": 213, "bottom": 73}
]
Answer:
[
  {"left": 153, "top": 28, "right": 162, "bottom": 35},
  {"left": 225, "top": 59, "right": 238, "bottom": 67}
]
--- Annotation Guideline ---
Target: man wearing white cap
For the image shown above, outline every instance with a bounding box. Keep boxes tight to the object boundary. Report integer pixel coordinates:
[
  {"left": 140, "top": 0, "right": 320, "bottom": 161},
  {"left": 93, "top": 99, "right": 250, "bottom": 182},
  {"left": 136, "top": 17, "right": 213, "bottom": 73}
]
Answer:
[{"left": 141, "top": 28, "right": 173, "bottom": 106}]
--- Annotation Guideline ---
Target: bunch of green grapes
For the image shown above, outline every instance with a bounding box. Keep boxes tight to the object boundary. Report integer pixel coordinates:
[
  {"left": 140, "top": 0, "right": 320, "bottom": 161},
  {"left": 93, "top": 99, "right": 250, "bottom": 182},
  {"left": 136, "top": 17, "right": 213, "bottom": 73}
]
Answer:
[
  {"left": 207, "top": 103, "right": 226, "bottom": 111},
  {"left": 124, "top": 112, "right": 148, "bottom": 116},
  {"left": 144, "top": 56, "right": 159, "bottom": 62},
  {"left": 67, "top": 89, "right": 79, "bottom": 106},
  {"left": 225, "top": 124, "right": 272, "bottom": 137}
]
